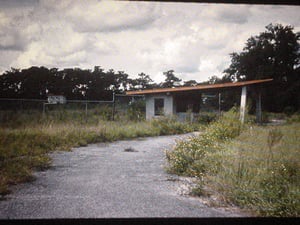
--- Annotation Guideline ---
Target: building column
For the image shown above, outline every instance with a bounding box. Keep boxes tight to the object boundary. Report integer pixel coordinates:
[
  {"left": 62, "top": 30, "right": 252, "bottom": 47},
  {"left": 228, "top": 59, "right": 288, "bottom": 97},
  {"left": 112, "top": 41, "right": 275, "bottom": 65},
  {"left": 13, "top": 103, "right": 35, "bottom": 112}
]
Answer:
[
  {"left": 145, "top": 96, "right": 154, "bottom": 120},
  {"left": 240, "top": 86, "right": 247, "bottom": 123}
]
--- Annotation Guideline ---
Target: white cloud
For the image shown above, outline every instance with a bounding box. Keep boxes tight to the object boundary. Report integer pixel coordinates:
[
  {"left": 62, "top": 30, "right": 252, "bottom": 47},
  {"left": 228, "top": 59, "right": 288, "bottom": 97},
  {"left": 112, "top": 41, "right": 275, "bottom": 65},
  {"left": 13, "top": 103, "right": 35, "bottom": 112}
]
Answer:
[
  {"left": 14, "top": 42, "right": 53, "bottom": 67},
  {"left": 11, "top": 22, "right": 88, "bottom": 68},
  {"left": 0, "top": 12, "right": 10, "bottom": 28},
  {"left": 207, "top": 4, "right": 251, "bottom": 24},
  {"left": 39, "top": 0, "right": 73, "bottom": 10},
  {"left": 0, "top": 1, "right": 299, "bottom": 83},
  {"left": 0, "top": 3, "right": 38, "bottom": 51},
  {"left": 64, "top": 1, "right": 160, "bottom": 33}
]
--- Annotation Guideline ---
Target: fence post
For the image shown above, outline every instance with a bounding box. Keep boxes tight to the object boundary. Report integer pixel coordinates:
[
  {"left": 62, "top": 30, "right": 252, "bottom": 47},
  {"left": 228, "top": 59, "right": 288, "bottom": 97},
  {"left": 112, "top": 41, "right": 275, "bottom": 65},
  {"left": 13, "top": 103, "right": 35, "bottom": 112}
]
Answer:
[{"left": 112, "top": 92, "right": 115, "bottom": 121}]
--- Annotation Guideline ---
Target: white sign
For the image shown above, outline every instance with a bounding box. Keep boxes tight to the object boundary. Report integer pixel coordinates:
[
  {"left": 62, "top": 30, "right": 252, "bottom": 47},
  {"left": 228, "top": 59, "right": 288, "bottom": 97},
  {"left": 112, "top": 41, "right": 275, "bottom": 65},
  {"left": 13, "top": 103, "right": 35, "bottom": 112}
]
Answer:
[{"left": 47, "top": 95, "right": 66, "bottom": 104}]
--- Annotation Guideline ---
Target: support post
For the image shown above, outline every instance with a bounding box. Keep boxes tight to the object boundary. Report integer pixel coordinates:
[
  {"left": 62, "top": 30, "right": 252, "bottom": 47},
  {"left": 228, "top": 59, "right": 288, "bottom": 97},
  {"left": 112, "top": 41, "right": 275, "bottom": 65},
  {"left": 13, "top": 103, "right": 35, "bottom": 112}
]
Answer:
[
  {"left": 256, "top": 91, "right": 262, "bottom": 124},
  {"left": 240, "top": 86, "right": 247, "bottom": 123}
]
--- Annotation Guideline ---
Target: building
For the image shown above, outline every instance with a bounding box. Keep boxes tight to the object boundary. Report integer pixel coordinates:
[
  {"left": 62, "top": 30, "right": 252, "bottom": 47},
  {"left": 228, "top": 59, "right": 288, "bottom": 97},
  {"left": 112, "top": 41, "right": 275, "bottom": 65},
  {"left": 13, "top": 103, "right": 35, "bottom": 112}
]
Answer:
[{"left": 126, "top": 79, "right": 273, "bottom": 123}]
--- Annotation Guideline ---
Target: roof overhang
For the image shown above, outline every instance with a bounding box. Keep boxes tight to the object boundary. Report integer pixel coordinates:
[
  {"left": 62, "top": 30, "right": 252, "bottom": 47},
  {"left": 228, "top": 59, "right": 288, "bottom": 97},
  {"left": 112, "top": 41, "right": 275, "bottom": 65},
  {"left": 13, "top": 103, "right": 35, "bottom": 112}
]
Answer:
[{"left": 126, "top": 79, "right": 273, "bottom": 95}]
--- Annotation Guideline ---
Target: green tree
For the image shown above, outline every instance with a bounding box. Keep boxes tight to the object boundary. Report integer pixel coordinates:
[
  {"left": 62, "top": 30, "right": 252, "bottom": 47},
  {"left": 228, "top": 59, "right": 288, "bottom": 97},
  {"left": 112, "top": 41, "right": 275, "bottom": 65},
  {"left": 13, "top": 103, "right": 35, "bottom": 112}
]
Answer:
[
  {"left": 223, "top": 23, "right": 300, "bottom": 112},
  {"left": 134, "top": 72, "right": 154, "bottom": 89},
  {"left": 161, "top": 70, "right": 182, "bottom": 88}
]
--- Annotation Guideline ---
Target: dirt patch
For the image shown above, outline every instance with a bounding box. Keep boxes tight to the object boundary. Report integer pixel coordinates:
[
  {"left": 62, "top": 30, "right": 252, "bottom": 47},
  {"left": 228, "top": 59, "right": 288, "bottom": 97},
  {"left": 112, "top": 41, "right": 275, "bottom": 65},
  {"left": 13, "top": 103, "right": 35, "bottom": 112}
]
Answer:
[
  {"left": 175, "top": 177, "right": 199, "bottom": 196},
  {"left": 124, "top": 147, "right": 138, "bottom": 152},
  {"left": 173, "top": 176, "right": 254, "bottom": 216}
]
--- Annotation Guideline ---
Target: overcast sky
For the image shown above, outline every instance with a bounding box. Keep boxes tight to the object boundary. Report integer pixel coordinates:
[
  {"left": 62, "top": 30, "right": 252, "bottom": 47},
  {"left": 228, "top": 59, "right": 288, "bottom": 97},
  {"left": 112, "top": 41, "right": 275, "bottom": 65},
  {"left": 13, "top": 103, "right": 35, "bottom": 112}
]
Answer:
[{"left": 0, "top": 0, "right": 299, "bottom": 83}]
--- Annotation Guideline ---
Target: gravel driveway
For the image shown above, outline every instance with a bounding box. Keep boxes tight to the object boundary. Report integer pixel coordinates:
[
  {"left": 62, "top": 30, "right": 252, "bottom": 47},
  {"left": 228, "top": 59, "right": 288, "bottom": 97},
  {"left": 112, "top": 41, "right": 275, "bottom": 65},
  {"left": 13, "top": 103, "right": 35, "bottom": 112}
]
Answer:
[{"left": 0, "top": 133, "right": 244, "bottom": 218}]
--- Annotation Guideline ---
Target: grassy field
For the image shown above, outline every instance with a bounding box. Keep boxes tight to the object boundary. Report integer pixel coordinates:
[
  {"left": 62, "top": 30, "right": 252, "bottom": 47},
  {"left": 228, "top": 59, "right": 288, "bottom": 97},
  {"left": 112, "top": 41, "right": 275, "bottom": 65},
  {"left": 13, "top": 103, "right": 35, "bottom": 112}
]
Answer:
[
  {"left": 211, "top": 122, "right": 300, "bottom": 216},
  {"left": 0, "top": 109, "right": 200, "bottom": 196},
  {"left": 166, "top": 110, "right": 300, "bottom": 216}
]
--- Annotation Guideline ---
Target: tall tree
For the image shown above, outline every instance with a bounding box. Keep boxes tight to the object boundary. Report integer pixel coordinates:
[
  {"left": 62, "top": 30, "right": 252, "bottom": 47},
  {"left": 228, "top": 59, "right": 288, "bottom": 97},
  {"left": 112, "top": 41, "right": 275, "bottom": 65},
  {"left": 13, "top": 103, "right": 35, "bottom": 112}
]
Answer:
[
  {"left": 134, "top": 72, "right": 154, "bottom": 89},
  {"left": 161, "top": 70, "right": 182, "bottom": 88},
  {"left": 223, "top": 23, "right": 300, "bottom": 112}
]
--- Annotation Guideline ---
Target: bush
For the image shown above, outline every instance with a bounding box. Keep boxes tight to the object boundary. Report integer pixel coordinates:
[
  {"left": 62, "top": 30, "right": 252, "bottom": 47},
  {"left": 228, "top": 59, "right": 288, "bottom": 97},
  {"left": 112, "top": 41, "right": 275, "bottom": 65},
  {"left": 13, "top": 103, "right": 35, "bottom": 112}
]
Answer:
[
  {"left": 166, "top": 108, "right": 242, "bottom": 177},
  {"left": 196, "top": 112, "right": 218, "bottom": 124},
  {"left": 126, "top": 100, "right": 145, "bottom": 121},
  {"left": 151, "top": 116, "right": 198, "bottom": 135},
  {"left": 287, "top": 113, "right": 300, "bottom": 123},
  {"left": 97, "top": 105, "right": 113, "bottom": 120},
  {"left": 283, "top": 106, "right": 295, "bottom": 116}
]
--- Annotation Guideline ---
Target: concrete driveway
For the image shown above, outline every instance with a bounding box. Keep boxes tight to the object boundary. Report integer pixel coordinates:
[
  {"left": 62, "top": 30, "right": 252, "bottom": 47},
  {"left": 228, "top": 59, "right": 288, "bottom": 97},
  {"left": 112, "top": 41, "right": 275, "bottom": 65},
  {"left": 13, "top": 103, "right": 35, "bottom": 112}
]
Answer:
[{"left": 0, "top": 133, "right": 243, "bottom": 218}]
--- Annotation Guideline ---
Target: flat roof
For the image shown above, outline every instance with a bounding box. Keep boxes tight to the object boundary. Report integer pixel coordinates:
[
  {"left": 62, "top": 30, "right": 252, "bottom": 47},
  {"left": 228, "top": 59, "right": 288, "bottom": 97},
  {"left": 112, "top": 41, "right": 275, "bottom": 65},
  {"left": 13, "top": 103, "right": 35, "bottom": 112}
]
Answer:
[{"left": 126, "top": 78, "right": 273, "bottom": 95}]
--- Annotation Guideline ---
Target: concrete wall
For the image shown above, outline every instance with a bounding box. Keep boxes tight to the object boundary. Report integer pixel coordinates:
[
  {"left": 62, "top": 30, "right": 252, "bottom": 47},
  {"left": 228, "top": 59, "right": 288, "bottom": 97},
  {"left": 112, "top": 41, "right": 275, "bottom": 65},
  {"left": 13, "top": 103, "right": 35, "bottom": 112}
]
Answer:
[
  {"left": 145, "top": 94, "right": 174, "bottom": 120},
  {"left": 176, "top": 112, "right": 197, "bottom": 123}
]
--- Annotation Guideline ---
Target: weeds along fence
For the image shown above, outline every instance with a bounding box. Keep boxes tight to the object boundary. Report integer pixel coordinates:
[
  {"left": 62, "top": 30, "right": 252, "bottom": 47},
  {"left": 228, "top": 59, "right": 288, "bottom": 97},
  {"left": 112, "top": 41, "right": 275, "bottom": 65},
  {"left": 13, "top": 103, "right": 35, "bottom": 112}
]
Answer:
[{"left": 0, "top": 94, "right": 145, "bottom": 122}]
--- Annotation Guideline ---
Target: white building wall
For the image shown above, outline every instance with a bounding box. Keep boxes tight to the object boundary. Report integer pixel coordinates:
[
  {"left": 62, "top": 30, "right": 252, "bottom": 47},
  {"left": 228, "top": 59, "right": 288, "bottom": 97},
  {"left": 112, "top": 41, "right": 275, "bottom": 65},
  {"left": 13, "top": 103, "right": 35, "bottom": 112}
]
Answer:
[
  {"left": 145, "top": 94, "right": 174, "bottom": 120},
  {"left": 145, "top": 95, "right": 154, "bottom": 120}
]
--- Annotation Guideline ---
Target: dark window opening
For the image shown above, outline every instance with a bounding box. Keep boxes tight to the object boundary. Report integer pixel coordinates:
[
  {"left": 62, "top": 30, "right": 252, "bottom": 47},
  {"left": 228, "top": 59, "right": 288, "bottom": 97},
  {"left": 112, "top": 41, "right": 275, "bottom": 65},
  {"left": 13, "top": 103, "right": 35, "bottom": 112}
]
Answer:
[
  {"left": 154, "top": 98, "right": 164, "bottom": 115},
  {"left": 174, "top": 93, "right": 201, "bottom": 113}
]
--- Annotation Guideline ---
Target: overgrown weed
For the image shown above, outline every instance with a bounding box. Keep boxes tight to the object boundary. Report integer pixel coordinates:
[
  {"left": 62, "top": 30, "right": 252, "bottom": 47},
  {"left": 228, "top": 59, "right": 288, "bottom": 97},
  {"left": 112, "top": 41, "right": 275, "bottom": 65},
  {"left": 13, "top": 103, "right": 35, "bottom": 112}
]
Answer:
[
  {"left": 166, "top": 109, "right": 300, "bottom": 216},
  {"left": 0, "top": 109, "right": 201, "bottom": 195},
  {"left": 214, "top": 124, "right": 300, "bottom": 216},
  {"left": 166, "top": 107, "right": 242, "bottom": 177}
]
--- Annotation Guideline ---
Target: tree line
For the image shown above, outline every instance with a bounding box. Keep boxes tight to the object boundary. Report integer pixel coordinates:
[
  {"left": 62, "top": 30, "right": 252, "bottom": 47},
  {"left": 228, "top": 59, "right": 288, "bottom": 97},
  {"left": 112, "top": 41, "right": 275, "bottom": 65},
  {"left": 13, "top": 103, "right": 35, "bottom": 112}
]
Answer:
[
  {"left": 0, "top": 24, "right": 299, "bottom": 113},
  {"left": 0, "top": 65, "right": 201, "bottom": 101}
]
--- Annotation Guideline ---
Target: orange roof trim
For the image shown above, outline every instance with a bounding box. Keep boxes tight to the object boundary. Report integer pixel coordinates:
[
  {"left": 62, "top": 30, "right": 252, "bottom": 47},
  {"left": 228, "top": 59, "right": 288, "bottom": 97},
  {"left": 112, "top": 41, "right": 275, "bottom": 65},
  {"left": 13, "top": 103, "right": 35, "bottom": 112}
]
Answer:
[{"left": 126, "top": 78, "right": 273, "bottom": 95}]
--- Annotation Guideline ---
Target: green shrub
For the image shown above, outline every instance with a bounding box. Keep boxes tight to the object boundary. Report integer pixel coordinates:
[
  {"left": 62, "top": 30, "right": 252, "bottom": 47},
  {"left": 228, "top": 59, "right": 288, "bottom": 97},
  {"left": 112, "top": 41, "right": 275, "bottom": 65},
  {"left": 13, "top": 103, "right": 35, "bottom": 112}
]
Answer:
[
  {"left": 166, "top": 119, "right": 300, "bottom": 216},
  {"left": 283, "top": 106, "right": 295, "bottom": 116},
  {"left": 287, "top": 113, "right": 300, "bottom": 123},
  {"left": 196, "top": 112, "right": 218, "bottom": 124},
  {"left": 126, "top": 100, "right": 145, "bottom": 121},
  {"left": 166, "top": 108, "right": 242, "bottom": 177},
  {"left": 165, "top": 108, "right": 300, "bottom": 216},
  {"left": 98, "top": 105, "right": 113, "bottom": 120},
  {"left": 151, "top": 116, "right": 197, "bottom": 135}
]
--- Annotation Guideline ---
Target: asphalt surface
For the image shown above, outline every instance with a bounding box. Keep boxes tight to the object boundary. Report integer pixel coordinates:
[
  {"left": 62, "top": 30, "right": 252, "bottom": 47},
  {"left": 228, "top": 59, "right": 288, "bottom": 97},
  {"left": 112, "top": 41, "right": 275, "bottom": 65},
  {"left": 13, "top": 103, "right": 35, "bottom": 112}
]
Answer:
[{"left": 0, "top": 133, "right": 244, "bottom": 218}]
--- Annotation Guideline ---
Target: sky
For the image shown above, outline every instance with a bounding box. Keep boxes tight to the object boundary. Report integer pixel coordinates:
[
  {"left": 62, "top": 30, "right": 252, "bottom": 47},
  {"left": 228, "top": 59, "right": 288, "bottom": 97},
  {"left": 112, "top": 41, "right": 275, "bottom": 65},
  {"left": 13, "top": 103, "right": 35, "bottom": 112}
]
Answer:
[{"left": 0, "top": 0, "right": 299, "bottom": 83}]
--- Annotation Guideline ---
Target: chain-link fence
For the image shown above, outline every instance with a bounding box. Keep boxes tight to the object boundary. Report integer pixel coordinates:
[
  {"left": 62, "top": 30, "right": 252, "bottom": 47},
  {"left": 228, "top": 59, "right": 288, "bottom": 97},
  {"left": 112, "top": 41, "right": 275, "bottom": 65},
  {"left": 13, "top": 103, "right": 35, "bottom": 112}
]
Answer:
[{"left": 0, "top": 94, "right": 145, "bottom": 122}]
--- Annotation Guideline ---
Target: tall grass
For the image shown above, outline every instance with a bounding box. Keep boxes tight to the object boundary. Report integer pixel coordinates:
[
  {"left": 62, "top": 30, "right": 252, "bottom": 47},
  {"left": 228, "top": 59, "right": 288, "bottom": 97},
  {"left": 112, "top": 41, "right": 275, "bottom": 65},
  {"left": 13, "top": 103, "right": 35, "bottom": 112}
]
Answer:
[
  {"left": 166, "top": 108, "right": 242, "bottom": 177},
  {"left": 211, "top": 123, "right": 300, "bottom": 216},
  {"left": 166, "top": 109, "right": 300, "bottom": 216},
  {"left": 0, "top": 108, "right": 201, "bottom": 195}
]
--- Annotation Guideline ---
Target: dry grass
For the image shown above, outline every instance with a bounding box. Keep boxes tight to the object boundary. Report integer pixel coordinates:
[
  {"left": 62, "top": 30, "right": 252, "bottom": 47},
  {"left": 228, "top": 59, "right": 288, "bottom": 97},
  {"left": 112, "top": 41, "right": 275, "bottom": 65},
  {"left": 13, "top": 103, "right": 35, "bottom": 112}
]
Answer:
[{"left": 0, "top": 109, "right": 201, "bottom": 196}]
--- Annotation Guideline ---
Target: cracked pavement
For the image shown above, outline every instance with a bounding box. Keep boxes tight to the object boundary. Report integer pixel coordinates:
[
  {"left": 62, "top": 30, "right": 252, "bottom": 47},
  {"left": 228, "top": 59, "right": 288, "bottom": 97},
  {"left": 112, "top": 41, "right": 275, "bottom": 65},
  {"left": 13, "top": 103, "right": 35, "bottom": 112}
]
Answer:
[{"left": 0, "top": 133, "right": 245, "bottom": 218}]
